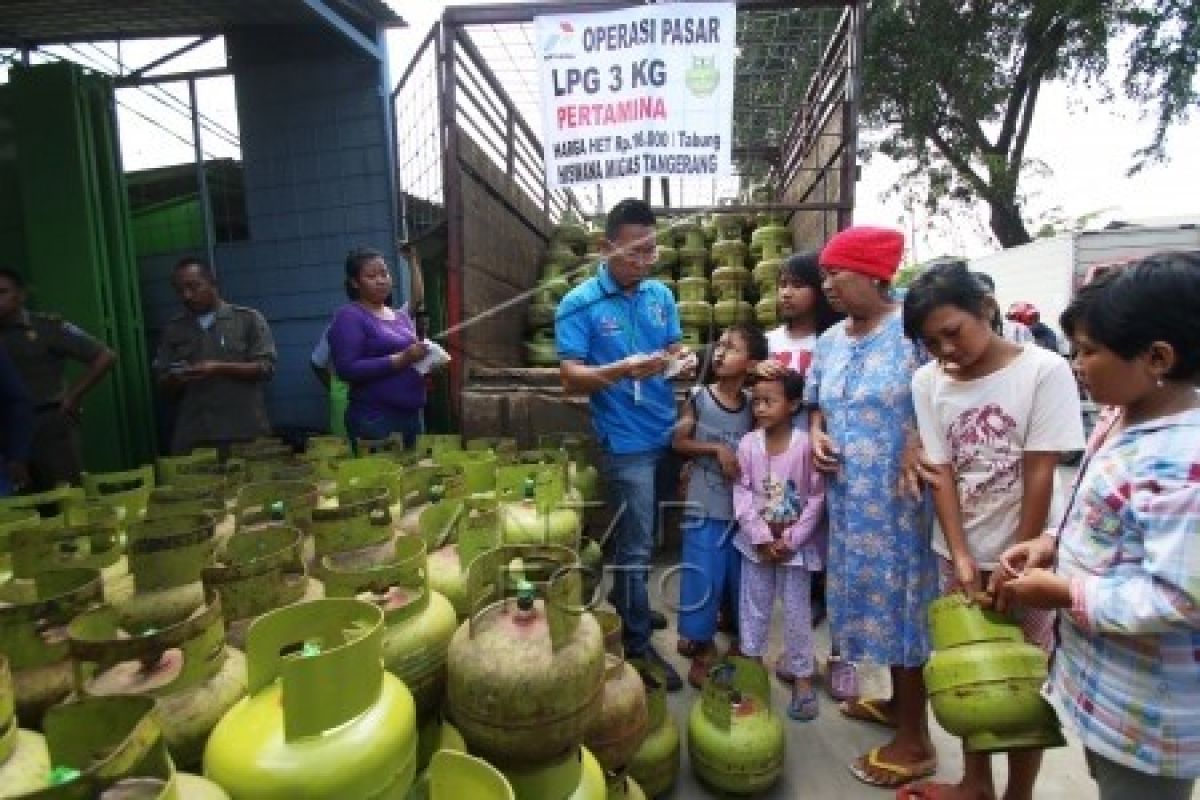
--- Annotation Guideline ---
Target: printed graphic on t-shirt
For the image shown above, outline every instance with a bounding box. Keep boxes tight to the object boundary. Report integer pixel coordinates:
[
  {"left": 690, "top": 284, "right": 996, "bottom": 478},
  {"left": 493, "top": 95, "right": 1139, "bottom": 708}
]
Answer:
[
  {"left": 771, "top": 350, "right": 812, "bottom": 373},
  {"left": 760, "top": 472, "right": 802, "bottom": 525},
  {"left": 647, "top": 299, "right": 667, "bottom": 327},
  {"left": 947, "top": 403, "right": 1020, "bottom": 505}
]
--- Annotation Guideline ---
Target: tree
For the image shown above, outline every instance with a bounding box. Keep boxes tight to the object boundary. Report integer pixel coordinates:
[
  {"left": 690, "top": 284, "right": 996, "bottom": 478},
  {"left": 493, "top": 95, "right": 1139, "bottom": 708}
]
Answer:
[{"left": 862, "top": 1, "right": 1199, "bottom": 248}]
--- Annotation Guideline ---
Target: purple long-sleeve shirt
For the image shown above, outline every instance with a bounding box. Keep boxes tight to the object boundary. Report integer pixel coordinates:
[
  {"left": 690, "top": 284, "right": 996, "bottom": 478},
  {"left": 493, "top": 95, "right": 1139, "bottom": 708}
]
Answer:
[
  {"left": 733, "top": 428, "right": 826, "bottom": 567},
  {"left": 328, "top": 302, "right": 425, "bottom": 414}
]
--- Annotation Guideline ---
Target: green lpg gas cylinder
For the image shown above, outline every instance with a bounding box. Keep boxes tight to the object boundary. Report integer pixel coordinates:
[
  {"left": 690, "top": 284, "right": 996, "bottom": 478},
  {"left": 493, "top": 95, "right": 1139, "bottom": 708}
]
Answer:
[
  {"left": 0, "top": 568, "right": 103, "bottom": 728},
  {"left": 69, "top": 597, "right": 247, "bottom": 770},
  {"left": 925, "top": 595, "right": 1065, "bottom": 753},
  {"left": 0, "top": 655, "right": 50, "bottom": 796},
  {"left": 502, "top": 747, "right": 607, "bottom": 800},
  {"left": 524, "top": 328, "right": 560, "bottom": 367},
  {"left": 434, "top": 448, "right": 498, "bottom": 494},
  {"left": 407, "top": 750, "right": 514, "bottom": 800},
  {"left": 498, "top": 477, "right": 580, "bottom": 550},
  {"left": 81, "top": 465, "right": 156, "bottom": 526},
  {"left": 319, "top": 535, "right": 457, "bottom": 719},
  {"left": 8, "top": 515, "right": 130, "bottom": 605},
  {"left": 309, "top": 486, "right": 395, "bottom": 564},
  {"left": 155, "top": 448, "right": 219, "bottom": 485},
  {"left": 17, "top": 694, "right": 228, "bottom": 799},
  {"left": 626, "top": 659, "right": 680, "bottom": 798},
  {"left": 233, "top": 481, "right": 318, "bottom": 536},
  {"left": 687, "top": 657, "right": 785, "bottom": 795},
  {"left": 446, "top": 546, "right": 604, "bottom": 768},
  {"left": 336, "top": 456, "right": 406, "bottom": 519},
  {"left": 0, "top": 487, "right": 86, "bottom": 530},
  {"left": 202, "top": 525, "right": 323, "bottom": 649},
  {"left": 116, "top": 514, "right": 217, "bottom": 631},
  {"left": 427, "top": 503, "right": 501, "bottom": 620},
  {"left": 604, "top": 773, "right": 646, "bottom": 800},
  {"left": 0, "top": 508, "right": 39, "bottom": 583},
  {"left": 583, "top": 611, "right": 648, "bottom": 774},
  {"left": 414, "top": 716, "right": 466, "bottom": 774},
  {"left": 146, "top": 480, "right": 228, "bottom": 526},
  {"left": 203, "top": 598, "right": 418, "bottom": 799}
]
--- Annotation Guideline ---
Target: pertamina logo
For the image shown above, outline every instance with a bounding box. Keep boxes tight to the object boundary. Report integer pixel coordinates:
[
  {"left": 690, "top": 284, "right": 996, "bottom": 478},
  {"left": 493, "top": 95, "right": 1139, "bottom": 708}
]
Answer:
[{"left": 542, "top": 21, "right": 576, "bottom": 58}]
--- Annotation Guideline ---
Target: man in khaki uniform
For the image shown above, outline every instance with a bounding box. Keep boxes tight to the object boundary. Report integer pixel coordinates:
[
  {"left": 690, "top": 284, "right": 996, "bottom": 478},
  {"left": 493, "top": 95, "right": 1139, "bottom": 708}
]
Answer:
[
  {"left": 155, "top": 258, "right": 276, "bottom": 454},
  {"left": 0, "top": 268, "right": 117, "bottom": 490}
]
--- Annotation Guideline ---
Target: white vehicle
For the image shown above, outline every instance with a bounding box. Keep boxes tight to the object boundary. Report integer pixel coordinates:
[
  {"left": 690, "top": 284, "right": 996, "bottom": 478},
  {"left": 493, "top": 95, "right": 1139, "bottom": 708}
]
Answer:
[{"left": 968, "top": 219, "right": 1200, "bottom": 338}]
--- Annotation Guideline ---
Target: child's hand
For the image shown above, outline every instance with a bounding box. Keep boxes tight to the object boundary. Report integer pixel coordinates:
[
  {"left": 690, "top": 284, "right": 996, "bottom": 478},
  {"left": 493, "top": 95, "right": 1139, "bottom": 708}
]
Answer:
[
  {"left": 715, "top": 446, "right": 741, "bottom": 481},
  {"left": 990, "top": 536, "right": 1057, "bottom": 608},
  {"left": 770, "top": 540, "right": 795, "bottom": 562},
  {"left": 755, "top": 542, "right": 777, "bottom": 562},
  {"left": 754, "top": 360, "right": 787, "bottom": 380},
  {"left": 996, "top": 567, "right": 1071, "bottom": 611},
  {"left": 950, "top": 551, "right": 981, "bottom": 595}
]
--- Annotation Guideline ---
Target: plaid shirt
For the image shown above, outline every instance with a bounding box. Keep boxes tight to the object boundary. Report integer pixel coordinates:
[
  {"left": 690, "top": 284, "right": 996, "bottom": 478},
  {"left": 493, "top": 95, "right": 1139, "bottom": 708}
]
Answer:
[{"left": 1050, "top": 407, "right": 1200, "bottom": 778}]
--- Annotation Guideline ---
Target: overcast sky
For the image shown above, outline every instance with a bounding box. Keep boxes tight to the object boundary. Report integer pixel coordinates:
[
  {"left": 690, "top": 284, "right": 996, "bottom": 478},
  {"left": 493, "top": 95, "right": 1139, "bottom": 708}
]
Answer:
[{"left": 12, "top": 0, "right": 1195, "bottom": 261}]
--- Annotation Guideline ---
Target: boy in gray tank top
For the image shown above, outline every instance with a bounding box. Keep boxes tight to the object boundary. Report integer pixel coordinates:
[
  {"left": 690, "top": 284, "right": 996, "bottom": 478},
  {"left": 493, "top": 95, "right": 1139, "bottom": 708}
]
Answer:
[{"left": 671, "top": 324, "right": 767, "bottom": 688}]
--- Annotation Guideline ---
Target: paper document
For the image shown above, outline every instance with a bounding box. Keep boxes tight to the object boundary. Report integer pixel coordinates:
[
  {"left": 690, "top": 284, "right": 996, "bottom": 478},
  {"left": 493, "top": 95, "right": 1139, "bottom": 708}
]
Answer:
[{"left": 413, "top": 339, "right": 451, "bottom": 375}]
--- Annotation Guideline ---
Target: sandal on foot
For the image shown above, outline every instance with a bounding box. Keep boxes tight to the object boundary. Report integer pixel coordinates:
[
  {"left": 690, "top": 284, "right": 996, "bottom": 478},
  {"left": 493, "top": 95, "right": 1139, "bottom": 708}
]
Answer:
[
  {"left": 838, "top": 698, "right": 898, "bottom": 729},
  {"left": 787, "top": 685, "right": 819, "bottom": 721},
  {"left": 676, "top": 638, "right": 706, "bottom": 658},
  {"left": 848, "top": 747, "right": 936, "bottom": 789}
]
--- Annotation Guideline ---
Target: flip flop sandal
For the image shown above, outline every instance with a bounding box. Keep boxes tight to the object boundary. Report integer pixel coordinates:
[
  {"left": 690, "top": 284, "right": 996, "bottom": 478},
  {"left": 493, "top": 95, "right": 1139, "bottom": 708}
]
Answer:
[
  {"left": 848, "top": 747, "right": 937, "bottom": 790},
  {"left": 838, "top": 698, "right": 899, "bottom": 729},
  {"left": 787, "top": 685, "right": 819, "bottom": 721},
  {"left": 775, "top": 667, "right": 796, "bottom": 685}
]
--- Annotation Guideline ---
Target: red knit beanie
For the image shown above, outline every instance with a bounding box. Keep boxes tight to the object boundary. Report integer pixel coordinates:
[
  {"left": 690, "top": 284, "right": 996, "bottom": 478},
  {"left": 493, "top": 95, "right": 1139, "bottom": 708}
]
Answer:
[{"left": 819, "top": 226, "right": 905, "bottom": 281}]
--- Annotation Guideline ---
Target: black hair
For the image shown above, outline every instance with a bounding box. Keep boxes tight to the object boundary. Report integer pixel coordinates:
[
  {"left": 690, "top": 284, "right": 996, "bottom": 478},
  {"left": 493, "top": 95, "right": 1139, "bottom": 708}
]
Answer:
[
  {"left": 604, "top": 198, "right": 656, "bottom": 241},
  {"left": 778, "top": 251, "right": 845, "bottom": 334},
  {"left": 755, "top": 369, "right": 806, "bottom": 404},
  {"left": 173, "top": 257, "right": 216, "bottom": 283},
  {"left": 970, "top": 270, "right": 995, "bottom": 293},
  {"left": 0, "top": 268, "right": 26, "bottom": 290},
  {"left": 902, "top": 259, "right": 990, "bottom": 342},
  {"left": 1060, "top": 251, "right": 1200, "bottom": 382},
  {"left": 344, "top": 246, "right": 390, "bottom": 302},
  {"left": 724, "top": 322, "right": 769, "bottom": 361}
]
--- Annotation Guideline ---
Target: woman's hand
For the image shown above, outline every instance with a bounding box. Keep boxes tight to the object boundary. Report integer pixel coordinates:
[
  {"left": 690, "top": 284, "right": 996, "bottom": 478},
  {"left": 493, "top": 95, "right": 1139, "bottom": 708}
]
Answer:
[
  {"left": 391, "top": 341, "right": 429, "bottom": 370},
  {"left": 811, "top": 428, "right": 840, "bottom": 473},
  {"left": 715, "top": 445, "right": 741, "bottom": 482},
  {"left": 996, "top": 567, "right": 1071, "bottom": 611}
]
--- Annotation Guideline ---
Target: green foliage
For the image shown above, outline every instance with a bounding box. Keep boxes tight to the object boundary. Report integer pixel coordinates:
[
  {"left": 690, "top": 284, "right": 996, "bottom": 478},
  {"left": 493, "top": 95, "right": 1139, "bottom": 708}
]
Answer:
[{"left": 862, "top": 0, "right": 1197, "bottom": 247}]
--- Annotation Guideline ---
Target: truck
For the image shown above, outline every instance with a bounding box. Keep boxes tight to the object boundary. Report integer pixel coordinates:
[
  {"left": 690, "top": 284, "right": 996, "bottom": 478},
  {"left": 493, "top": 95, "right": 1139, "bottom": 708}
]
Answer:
[
  {"left": 390, "top": 0, "right": 866, "bottom": 443},
  {"left": 968, "top": 220, "right": 1200, "bottom": 337}
]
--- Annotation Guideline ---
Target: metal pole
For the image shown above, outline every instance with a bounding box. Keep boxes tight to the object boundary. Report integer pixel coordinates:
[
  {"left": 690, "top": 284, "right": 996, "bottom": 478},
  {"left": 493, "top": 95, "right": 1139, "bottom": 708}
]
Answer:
[{"left": 188, "top": 79, "right": 217, "bottom": 272}]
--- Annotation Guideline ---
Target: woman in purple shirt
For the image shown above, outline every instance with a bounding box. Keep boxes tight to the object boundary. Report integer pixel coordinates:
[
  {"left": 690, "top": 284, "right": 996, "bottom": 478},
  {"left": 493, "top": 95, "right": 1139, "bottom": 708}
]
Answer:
[{"left": 328, "top": 247, "right": 428, "bottom": 448}]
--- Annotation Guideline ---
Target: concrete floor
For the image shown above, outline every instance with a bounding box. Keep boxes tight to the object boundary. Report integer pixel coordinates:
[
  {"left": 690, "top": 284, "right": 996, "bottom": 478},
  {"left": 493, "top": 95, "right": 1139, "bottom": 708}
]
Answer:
[{"left": 629, "top": 565, "right": 1200, "bottom": 800}]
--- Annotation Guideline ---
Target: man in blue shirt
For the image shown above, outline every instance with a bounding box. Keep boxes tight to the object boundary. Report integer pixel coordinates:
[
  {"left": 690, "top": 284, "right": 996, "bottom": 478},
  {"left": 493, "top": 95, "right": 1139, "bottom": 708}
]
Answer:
[{"left": 556, "top": 198, "right": 692, "bottom": 691}]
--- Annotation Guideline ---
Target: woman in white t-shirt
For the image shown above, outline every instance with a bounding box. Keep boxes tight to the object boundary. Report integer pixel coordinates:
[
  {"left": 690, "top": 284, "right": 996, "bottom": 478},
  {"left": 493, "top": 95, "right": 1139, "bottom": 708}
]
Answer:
[{"left": 900, "top": 260, "right": 1084, "bottom": 800}]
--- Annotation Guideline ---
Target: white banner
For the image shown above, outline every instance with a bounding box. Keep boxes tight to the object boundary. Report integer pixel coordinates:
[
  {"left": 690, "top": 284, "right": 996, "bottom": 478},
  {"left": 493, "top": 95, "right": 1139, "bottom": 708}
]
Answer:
[{"left": 535, "top": 2, "right": 737, "bottom": 189}]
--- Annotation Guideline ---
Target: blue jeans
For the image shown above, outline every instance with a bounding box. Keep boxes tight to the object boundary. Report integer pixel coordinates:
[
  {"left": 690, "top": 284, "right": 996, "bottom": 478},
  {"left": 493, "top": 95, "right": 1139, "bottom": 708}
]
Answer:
[
  {"left": 345, "top": 405, "right": 422, "bottom": 450},
  {"left": 677, "top": 516, "right": 740, "bottom": 642},
  {"left": 602, "top": 448, "right": 664, "bottom": 658}
]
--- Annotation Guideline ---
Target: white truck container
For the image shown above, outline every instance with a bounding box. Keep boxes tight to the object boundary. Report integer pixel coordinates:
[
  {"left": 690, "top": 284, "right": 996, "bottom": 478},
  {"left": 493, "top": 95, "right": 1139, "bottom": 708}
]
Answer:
[{"left": 968, "top": 220, "right": 1200, "bottom": 334}]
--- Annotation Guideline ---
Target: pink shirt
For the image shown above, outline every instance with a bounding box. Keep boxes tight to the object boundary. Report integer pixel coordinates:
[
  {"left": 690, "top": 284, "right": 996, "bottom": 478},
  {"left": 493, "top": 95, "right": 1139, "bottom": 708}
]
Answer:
[{"left": 733, "top": 428, "right": 826, "bottom": 567}]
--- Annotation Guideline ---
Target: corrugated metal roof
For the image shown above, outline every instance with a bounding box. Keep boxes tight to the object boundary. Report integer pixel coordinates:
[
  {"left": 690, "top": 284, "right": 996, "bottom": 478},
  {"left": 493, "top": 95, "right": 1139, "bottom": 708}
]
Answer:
[{"left": 0, "top": 0, "right": 405, "bottom": 46}]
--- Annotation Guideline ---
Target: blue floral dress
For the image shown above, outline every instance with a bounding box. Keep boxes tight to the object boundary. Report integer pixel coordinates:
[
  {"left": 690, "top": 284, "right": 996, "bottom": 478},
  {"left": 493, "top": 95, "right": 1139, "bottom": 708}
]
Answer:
[{"left": 805, "top": 312, "right": 937, "bottom": 667}]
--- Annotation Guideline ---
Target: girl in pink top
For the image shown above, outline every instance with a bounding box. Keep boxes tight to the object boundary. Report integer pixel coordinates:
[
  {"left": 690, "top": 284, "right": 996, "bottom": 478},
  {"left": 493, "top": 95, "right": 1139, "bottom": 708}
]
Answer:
[{"left": 733, "top": 370, "right": 826, "bottom": 720}]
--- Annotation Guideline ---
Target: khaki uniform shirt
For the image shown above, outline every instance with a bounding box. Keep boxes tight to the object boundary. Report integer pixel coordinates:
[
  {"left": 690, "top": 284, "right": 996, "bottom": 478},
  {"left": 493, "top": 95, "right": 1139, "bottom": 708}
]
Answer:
[
  {"left": 0, "top": 309, "right": 103, "bottom": 408},
  {"left": 155, "top": 302, "right": 276, "bottom": 454}
]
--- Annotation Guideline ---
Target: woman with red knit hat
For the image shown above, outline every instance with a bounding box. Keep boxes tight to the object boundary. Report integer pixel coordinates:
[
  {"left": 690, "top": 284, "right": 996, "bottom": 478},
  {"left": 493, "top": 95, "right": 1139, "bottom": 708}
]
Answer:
[{"left": 805, "top": 225, "right": 939, "bottom": 788}]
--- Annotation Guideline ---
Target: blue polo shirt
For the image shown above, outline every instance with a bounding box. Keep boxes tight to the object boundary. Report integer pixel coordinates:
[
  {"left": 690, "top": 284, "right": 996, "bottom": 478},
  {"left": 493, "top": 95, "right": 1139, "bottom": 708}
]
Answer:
[{"left": 555, "top": 264, "right": 682, "bottom": 455}]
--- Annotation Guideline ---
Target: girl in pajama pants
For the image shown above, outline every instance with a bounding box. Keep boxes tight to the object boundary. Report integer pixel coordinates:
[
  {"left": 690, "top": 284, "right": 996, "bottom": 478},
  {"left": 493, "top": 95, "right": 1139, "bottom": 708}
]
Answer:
[{"left": 733, "top": 371, "right": 826, "bottom": 720}]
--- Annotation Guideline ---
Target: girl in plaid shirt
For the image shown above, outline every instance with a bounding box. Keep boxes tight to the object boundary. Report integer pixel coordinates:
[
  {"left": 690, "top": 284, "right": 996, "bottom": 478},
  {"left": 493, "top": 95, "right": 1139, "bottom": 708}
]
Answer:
[{"left": 994, "top": 252, "right": 1200, "bottom": 800}]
